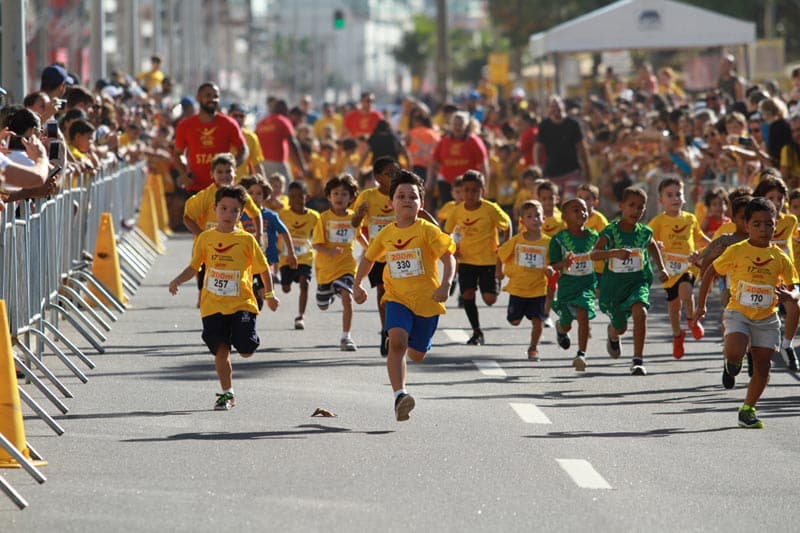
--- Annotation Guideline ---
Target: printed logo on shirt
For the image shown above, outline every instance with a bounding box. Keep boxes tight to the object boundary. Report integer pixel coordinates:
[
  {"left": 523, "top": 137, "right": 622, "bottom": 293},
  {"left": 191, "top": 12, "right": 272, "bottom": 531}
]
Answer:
[
  {"left": 292, "top": 221, "right": 307, "bottom": 229},
  {"left": 773, "top": 227, "right": 789, "bottom": 239},
  {"left": 462, "top": 218, "right": 480, "bottom": 226},
  {"left": 214, "top": 243, "right": 238, "bottom": 253},
  {"left": 394, "top": 236, "right": 416, "bottom": 249},
  {"left": 671, "top": 224, "right": 688, "bottom": 234},
  {"left": 750, "top": 256, "right": 774, "bottom": 269},
  {"left": 380, "top": 204, "right": 393, "bottom": 214},
  {"left": 200, "top": 127, "right": 218, "bottom": 147}
]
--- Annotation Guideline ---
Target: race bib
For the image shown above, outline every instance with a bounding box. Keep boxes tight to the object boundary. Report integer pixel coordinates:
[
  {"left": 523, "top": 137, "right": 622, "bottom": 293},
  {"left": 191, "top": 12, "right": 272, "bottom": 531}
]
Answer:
[
  {"left": 327, "top": 221, "right": 355, "bottom": 243},
  {"left": 206, "top": 268, "right": 240, "bottom": 297},
  {"left": 386, "top": 248, "right": 424, "bottom": 279},
  {"left": 566, "top": 253, "right": 593, "bottom": 276},
  {"left": 737, "top": 281, "right": 773, "bottom": 309},
  {"left": 516, "top": 245, "right": 545, "bottom": 269},
  {"left": 369, "top": 215, "right": 395, "bottom": 240},
  {"left": 664, "top": 252, "right": 689, "bottom": 277},
  {"left": 609, "top": 249, "right": 643, "bottom": 273},
  {"left": 285, "top": 238, "right": 310, "bottom": 256}
]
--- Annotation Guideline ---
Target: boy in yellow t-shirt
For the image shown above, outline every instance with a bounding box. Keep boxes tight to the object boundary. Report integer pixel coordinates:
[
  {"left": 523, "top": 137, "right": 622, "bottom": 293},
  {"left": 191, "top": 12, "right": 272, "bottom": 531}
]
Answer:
[
  {"left": 695, "top": 197, "right": 799, "bottom": 429},
  {"left": 648, "top": 177, "right": 710, "bottom": 359},
  {"left": 444, "top": 170, "right": 512, "bottom": 346},
  {"left": 279, "top": 180, "right": 320, "bottom": 330},
  {"left": 351, "top": 157, "right": 399, "bottom": 355},
  {"left": 354, "top": 169, "right": 456, "bottom": 422},
  {"left": 313, "top": 173, "right": 367, "bottom": 351},
  {"left": 496, "top": 200, "right": 551, "bottom": 361},
  {"left": 169, "top": 185, "right": 279, "bottom": 411}
]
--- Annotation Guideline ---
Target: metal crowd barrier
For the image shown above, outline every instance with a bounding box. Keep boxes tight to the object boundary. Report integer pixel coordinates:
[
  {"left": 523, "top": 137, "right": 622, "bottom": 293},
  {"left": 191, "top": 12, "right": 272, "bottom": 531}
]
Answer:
[{"left": 1, "top": 159, "right": 159, "bottom": 509}]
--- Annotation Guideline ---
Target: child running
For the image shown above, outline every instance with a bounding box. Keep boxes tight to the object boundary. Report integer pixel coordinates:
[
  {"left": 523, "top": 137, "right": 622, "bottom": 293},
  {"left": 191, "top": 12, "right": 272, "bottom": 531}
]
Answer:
[
  {"left": 444, "top": 170, "right": 511, "bottom": 345},
  {"left": 312, "top": 173, "right": 367, "bottom": 351},
  {"left": 353, "top": 169, "right": 455, "bottom": 421},
  {"left": 278, "top": 180, "right": 320, "bottom": 330},
  {"left": 694, "top": 197, "right": 799, "bottom": 428},
  {"left": 496, "top": 199, "right": 552, "bottom": 361},
  {"left": 350, "top": 156, "right": 399, "bottom": 355},
  {"left": 647, "top": 177, "right": 710, "bottom": 359},
  {"left": 591, "top": 186, "right": 669, "bottom": 375},
  {"left": 169, "top": 185, "right": 279, "bottom": 410},
  {"left": 549, "top": 197, "right": 599, "bottom": 371}
]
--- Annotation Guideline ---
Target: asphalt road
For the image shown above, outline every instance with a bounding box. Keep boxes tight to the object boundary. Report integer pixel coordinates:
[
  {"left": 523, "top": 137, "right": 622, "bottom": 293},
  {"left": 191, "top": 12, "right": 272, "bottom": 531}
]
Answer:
[{"left": 5, "top": 233, "right": 800, "bottom": 532}]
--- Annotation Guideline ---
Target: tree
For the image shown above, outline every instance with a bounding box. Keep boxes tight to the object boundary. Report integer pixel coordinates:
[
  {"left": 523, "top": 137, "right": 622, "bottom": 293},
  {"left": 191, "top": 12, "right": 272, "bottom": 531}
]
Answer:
[{"left": 392, "top": 15, "right": 436, "bottom": 82}]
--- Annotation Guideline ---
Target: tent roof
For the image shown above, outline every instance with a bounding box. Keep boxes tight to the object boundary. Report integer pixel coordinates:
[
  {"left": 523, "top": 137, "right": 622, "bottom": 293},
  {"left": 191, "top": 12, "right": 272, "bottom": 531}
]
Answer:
[{"left": 529, "top": 0, "right": 756, "bottom": 58}]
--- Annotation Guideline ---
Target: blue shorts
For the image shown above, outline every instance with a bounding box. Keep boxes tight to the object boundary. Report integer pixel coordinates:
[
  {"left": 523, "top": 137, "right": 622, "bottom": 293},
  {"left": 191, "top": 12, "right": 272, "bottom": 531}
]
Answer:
[
  {"left": 385, "top": 301, "right": 440, "bottom": 354},
  {"left": 507, "top": 295, "right": 547, "bottom": 322}
]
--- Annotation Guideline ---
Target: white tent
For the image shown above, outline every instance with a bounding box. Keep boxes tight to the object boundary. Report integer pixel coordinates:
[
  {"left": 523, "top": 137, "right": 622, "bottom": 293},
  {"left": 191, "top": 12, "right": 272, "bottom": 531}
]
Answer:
[{"left": 528, "top": 0, "right": 756, "bottom": 93}]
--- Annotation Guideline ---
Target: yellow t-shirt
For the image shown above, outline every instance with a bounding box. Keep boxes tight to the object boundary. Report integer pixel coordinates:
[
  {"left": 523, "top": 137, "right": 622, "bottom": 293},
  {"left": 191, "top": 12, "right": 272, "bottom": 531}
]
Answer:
[
  {"left": 437, "top": 200, "right": 459, "bottom": 226},
  {"left": 496, "top": 233, "right": 551, "bottom": 298},
  {"left": 352, "top": 188, "right": 395, "bottom": 241},
  {"left": 183, "top": 184, "right": 261, "bottom": 235},
  {"left": 542, "top": 210, "right": 566, "bottom": 237},
  {"left": 771, "top": 212, "right": 798, "bottom": 261},
  {"left": 236, "top": 128, "right": 265, "bottom": 178},
  {"left": 712, "top": 220, "right": 736, "bottom": 240},
  {"left": 488, "top": 156, "right": 517, "bottom": 206},
  {"left": 648, "top": 211, "right": 704, "bottom": 288},
  {"left": 365, "top": 219, "right": 455, "bottom": 317},
  {"left": 713, "top": 240, "right": 798, "bottom": 321},
  {"left": 444, "top": 199, "right": 511, "bottom": 266},
  {"left": 313, "top": 114, "right": 343, "bottom": 140},
  {"left": 278, "top": 207, "right": 320, "bottom": 267},
  {"left": 512, "top": 188, "right": 536, "bottom": 214},
  {"left": 312, "top": 209, "right": 358, "bottom": 284},
  {"left": 585, "top": 210, "right": 609, "bottom": 272},
  {"left": 190, "top": 228, "right": 269, "bottom": 318}
]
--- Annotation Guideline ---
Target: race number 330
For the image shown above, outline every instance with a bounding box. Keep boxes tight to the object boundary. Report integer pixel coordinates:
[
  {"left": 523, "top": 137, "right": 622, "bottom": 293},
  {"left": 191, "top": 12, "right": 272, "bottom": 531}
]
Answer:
[{"left": 387, "top": 248, "right": 424, "bottom": 278}]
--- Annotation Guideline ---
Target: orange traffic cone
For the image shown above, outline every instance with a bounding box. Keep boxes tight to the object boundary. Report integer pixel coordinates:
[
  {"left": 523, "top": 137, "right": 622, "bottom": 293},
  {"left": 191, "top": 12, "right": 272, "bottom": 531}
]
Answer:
[
  {"left": 0, "top": 300, "right": 47, "bottom": 468},
  {"left": 137, "top": 186, "right": 165, "bottom": 254},
  {"left": 148, "top": 173, "right": 173, "bottom": 236},
  {"left": 91, "top": 212, "right": 128, "bottom": 306}
]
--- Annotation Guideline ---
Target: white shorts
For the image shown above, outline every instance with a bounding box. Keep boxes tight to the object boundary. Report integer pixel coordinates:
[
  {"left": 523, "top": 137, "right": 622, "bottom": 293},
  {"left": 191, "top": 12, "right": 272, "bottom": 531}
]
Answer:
[{"left": 723, "top": 309, "right": 780, "bottom": 351}]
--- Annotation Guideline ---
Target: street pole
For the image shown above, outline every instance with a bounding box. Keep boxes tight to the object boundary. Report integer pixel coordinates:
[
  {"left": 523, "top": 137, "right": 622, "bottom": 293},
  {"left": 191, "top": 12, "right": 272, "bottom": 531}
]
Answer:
[
  {"left": 1, "top": 0, "right": 28, "bottom": 102},
  {"left": 436, "top": 0, "right": 448, "bottom": 104},
  {"left": 90, "top": 0, "right": 106, "bottom": 84}
]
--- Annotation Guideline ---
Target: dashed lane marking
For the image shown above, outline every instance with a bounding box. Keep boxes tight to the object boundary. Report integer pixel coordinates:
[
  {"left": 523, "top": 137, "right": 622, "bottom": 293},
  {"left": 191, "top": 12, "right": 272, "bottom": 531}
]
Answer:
[
  {"left": 556, "top": 459, "right": 612, "bottom": 489},
  {"left": 509, "top": 402, "right": 551, "bottom": 424},
  {"left": 441, "top": 329, "right": 470, "bottom": 343},
  {"left": 472, "top": 360, "right": 507, "bottom": 377}
]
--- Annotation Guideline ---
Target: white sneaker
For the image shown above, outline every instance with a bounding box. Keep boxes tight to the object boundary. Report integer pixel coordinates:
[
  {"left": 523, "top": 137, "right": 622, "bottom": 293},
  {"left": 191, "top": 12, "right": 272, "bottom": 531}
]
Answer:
[
  {"left": 543, "top": 317, "right": 554, "bottom": 328},
  {"left": 340, "top": 338, "right": 357, "bottom": 351}
]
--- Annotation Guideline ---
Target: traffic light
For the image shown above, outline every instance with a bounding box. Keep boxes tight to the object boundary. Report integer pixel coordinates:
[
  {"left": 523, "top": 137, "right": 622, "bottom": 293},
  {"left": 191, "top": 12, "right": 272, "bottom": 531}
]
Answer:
[{"left": 333, "top": 9, "right": 345, "bottom": 30}]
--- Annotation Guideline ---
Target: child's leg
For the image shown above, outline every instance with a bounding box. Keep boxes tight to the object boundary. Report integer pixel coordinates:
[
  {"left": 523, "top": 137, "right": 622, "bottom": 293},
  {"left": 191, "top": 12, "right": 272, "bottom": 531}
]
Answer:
[
  {"left": 530, "top": 317, "right": 543, "bottom": 349},
  {"left": 376, "top": 284, "right": 386, "bottom": 328},
  {"left": 576, "top": 307, "right": 589, "bottom": 353},
  {"left": 462, "top": 287, "right": 480, "bottom": 329},
  {"left": 340, "top": 288, "right": 353, "bottom": 334},
  {"left": 481, "top": 291, "right": 497, "bottom": 306},
  {"left": 723, "top": 332, "right": 748, "bottom": 366},
  {"left": 679, "top": 280, "right": 695, "bottom": 322},
  {"left": 667, "top": 295, "right": 682, "bottom": 336},
  {"left": 298, "top": 275, "right": 309, "bottom": 316},
  {"left": 386, "top": 327, "right": 409, "bottom": 392},
  {"left": 214, "top": 344, "right": 233, "bottom": 390},
  {"left": 745, "top": 346, "right": 773, "bottom": 407},
  {"left": 631, "top": 302, "right": 647, "bottom": 358}
]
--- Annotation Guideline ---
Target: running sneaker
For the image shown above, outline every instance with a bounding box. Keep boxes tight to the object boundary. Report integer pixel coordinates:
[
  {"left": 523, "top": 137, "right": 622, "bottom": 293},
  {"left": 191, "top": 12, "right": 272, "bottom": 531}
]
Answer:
[
  {"left": 380, "top": 330, "right": 389, "bottom": 357},
  {"left": 672, "top": 330, "right": 686, "bottom": 359},
  {"left": 606, "top": 325, "right": 621, "bottom": 359},
  {"left": 688, "top": 319, "right": 705, "bottom": 340},
  {"left": 737, "top": 404, "right": 764, "bottom": 429},
  {"left": 294, "top": 316, "right": 305, "bottom": 330},
  {"left": 781, "top": 346, "right": 800, "bottom": 371},
  {"left": 466, "top": 330, "right": 484, "bottom": 345},
  {"left": 543, "top": 317, "right": 555, "bottom": 328},
  {"left": 630, "top": 359, "right": 647, "bottom": 376},
  {"left": 394, "top": 393, "right": 416, "bottom": 421},
  {"left": 572, "top": 353, "right": 587, "bottom": 372},
  {"left": 556, "top": 328, "right": 571, "bottom": 350},
  {"left": 214, "top": 392, "right": 235, "bottom": 411},
  {"left": 527, "top": 347, "right": 540, "bottom": 361},
  {"left": 340, "top": 338, "right": 358, "bottom": 351}
]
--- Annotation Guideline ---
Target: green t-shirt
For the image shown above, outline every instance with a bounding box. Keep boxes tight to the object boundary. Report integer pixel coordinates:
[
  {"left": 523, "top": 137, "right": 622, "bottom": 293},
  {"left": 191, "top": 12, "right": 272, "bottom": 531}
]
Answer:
[
  {"left": 598, "top": 220, "right": 653, "bottom": 305},
  {"left": 549, "top": 228, "right": 599, "bottom": 299}
]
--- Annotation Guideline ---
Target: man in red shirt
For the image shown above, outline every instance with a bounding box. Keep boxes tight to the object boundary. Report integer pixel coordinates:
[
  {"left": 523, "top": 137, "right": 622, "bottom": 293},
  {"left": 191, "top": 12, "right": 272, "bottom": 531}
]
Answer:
[
  {"left": 515, "top": 112, "right": 540, "bottom": 167},
  {"left": 173, "top": 83, "right": 247, "bottom": 192},
  {"left": 255, "top": 99, "right": 307, "bottom": 180},
  {"left": 427, "top": 111, "right": 489, "bottom": 210},
  {"left": 343, "top": 92, "right": 383, "bottom": 139}
]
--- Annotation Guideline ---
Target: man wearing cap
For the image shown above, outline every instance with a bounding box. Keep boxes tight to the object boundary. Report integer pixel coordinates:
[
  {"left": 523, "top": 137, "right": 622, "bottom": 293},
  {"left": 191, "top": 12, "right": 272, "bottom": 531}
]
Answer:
[
  {"left": 172, "top": 82, "right": 247, "bottom": 192},
  {"left": 228, "top": 103, "right": 264, "bottom": 178},
  {"left": 343, "top": 92, "right": 383, "bottom": 138},
  {"left": 40, "top": 64, "right": 74, "bottom": 102}
]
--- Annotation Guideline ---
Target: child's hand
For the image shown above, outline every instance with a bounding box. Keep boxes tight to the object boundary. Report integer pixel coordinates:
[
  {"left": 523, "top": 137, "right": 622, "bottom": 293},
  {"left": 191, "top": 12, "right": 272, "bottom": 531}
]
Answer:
[
  {"left": 168, "top": 280, "right": 179, "bottom": 295},
  {"left": 287, "top": 253, "right": 298, "bottom": 269},
  {"left": 564, "top": 252, "right": 575, "bottom": 265},
  {"left": 545, "top": 266, "right": 556, "bottom": 278},
  {"left": 495, "top": 267, "right": 504, "bottom": 281},
  {"left": 353, "top": 284, "right": 367, "bottom": 304},
  {"left": 357, "top": 202, "right": 369, "bottom": 217},
  {"left": 658, "top": 268, "right": 669, "bottom": 283},
  {"left": 266, "top": 295, "right": 280, "bottom": 311},
  {"left": 656, "top": 240, "right": 665, "bottom": 250},
  {"left": 775, "top": 284, "right": 798, "bottom": 303},
  {"left": 613, "top": 248, "right": 633, "bottom": 260},
  {"left": 432, "top": 284, "right": 449, "bottom": 302},
  {"left": 692, "top": 306, "right": 706, "bottom": 323}
]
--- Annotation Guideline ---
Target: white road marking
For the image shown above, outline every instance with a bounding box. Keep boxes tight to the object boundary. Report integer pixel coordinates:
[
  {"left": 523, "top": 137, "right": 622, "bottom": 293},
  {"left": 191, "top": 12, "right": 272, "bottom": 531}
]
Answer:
[
  {"left": 556, "top": 459, "right": 612, "bottom": 489},
  {"left": 509, "top": 402, "right": 551, "bottom": 424},
  {"left": 441, "top": 329, "right": 470, "bottom": 343},
  {"left": 472, "top": 359, "right": 507, "bottom": 377}
]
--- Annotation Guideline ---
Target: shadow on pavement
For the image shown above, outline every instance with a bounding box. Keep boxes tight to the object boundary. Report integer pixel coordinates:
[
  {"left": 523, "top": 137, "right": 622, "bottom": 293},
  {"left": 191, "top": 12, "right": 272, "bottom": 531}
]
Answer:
[
  {"left": 523, "top": 426, "right": 737, "bottom": 439},
  {"left": 121, "top": 424, "right": 394, "bottom": 442}
]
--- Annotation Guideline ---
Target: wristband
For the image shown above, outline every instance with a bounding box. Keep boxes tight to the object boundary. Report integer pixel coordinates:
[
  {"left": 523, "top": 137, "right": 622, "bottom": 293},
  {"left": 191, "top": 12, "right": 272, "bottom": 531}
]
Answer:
[{"left": 264, "top": 291, "right": 274, "bottom": 299}]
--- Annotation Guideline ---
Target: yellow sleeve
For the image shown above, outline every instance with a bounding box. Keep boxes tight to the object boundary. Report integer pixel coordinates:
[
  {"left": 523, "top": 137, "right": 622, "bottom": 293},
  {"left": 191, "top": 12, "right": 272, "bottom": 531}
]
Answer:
[
  {"left": 244, "top": 195, "right": 261, "bottom": 220},
  {"left": 497, "top": 235, "right": 515, "bottom": 264},
  {"left": 183, "top": 190, "right": 209, "bottom": 223}
]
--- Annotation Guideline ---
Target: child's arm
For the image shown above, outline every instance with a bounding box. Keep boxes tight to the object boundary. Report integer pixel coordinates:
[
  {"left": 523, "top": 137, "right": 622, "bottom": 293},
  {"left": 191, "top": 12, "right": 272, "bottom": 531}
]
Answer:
[
  {"left": 693, "top": 264, "right": 719, "bottom": 322},
  {"left": 168, "top": 266, "right": 198, "bottom": 294},
  {"left": 647, "top": 238, "right": 670, "bottom": 283},
  {"left": 353, "top": 255, "right": 376, "bottom": 305},
  {"left": 351, "top": 201, "right": 368, "bottom": 228},
  {"left": 495, "top": 257, "right": 504, "bottom": 281},
  {"left": 254, "top": 268, "right": 280, "bottom": 311},
  {"left": 549, "top": 252, "right": 576, "bottom": 271},
  {"left": 183, "top": 215, "right": 202, "bottom": 237},
  {"left": 589, "top": 235, "right": 631, "bottom": 261},
  {"left": 433, "top": 251, "right": 456, "bottom": 302},
  {"left": 313, "top": 243, "right": 343, "bottom": 257}
]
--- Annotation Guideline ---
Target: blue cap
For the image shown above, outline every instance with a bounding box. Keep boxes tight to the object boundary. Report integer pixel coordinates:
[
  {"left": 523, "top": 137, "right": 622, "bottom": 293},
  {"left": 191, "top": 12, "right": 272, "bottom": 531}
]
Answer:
[
  {"left": 467, "top": 90, "right": 480, "bottom": 100},
  {"left": 180, "top": 96, "right": 197, "bottom": 107},
  {"left": 41, "top": 64, "right": 75, "bottom": 87}
]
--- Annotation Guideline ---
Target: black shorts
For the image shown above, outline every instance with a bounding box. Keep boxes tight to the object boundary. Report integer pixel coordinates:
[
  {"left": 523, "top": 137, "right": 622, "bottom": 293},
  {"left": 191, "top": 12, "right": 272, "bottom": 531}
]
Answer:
[
  {"left": 507, "top": 295, "right": 547, "bottom": 322},
  {"left": 280, "top": 264, "right": 312, "bottom": 288},
  {"left": 201, "top": 311, "right": 260, "bottom": 355},
  {"left": 665, "top": 272, "right": 695, "bottom": 302},
  {"left": 368, "top": 261, "right": 386, "bottom": 288},
  {"left": 458, "top": 264, "right": 499, "bottom": 295}
]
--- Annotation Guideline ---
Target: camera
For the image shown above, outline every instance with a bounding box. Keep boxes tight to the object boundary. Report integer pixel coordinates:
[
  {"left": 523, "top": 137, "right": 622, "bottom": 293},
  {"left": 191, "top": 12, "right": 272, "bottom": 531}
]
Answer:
[
  {"left": 48, "top": 140, "right": 62, "bottom": 161},
  {"left": 8, "top": 135, "right": 25, "bottom": 151},
  {"left": 46, "top": 120, "right": 59, "bottom": 138},
  {"left": 738, "top": 136, "right": 752, "bottom": 147},
  {"left": 53, "top": 98, "right": 66, "bottom": 110}
]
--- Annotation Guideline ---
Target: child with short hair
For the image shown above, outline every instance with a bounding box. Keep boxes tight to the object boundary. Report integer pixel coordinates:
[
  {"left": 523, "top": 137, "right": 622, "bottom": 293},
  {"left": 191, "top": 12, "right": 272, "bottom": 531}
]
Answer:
[
  {"left": 712, "top": 186, "right": 753, "bottom": 239},
  {"left": 701, "top": 187, "right": 731, "bottom": 238},
  {"left": 512, "top": 166, "right": 542, "bottom": 224},
  {"left": 695, "top": 197, "right": 799, "bottom": 428},
  {"left": 537, "top": 179, "right": 566, "bottom": 328},
  {"left": 549, "top": 198, "right": 600, "bottom": 371},
  {"left": 496, "top": 200, "right": 552, "bottom": 361},
  {"left": 354, "top": 169, "right": 456, "bottom": 421},
  {"left": 648, "top": 177, "right": 710, "bottom": 359},
  {"left": 313, "top": 173, "right": 367, "bottom": 350},
  {"left": 278, "top": 180, "right": 320, "bottom": 330},
  {"left": 592, "top": 187, "right": 669, "bottom": 375},
  {"left": 444, "top": 170, "right": 511, "bottom": 345},
  {"left": 266, "top": 172, "right": 289, "bottom": 211},
  {"left": 169, "top": 185, "right": 279, "bottom": 411}
]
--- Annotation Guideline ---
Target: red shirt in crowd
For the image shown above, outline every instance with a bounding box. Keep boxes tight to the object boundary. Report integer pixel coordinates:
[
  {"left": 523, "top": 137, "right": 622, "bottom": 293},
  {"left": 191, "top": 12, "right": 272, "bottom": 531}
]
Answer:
[
  {"left": 343, "top": 109, "right": 383, "bottom": 138},
  {"left": 432, "top": 134, "right": 487, "bottom": 183},
  {"left": 255, "top": 113, "right": 295, "bottom": 162},
  {"left": 174, "top": 113, "right": 246, "bottom": 191},
  {"left": 517, "top": 124, "right": 541, "bottom": 167}
]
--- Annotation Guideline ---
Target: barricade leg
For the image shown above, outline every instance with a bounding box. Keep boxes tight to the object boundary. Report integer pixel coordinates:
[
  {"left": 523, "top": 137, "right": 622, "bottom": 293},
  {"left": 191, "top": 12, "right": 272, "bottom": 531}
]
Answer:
[
  {"left": 14, "top": 344, "right": 74, "bottom": 401},
  {"left": 41, "top": 320, "right": 94, "bottom": 369},
  {"left": 58, "top": 285, "right": 112, "bottom": 332},
  {"left": 72, "top": 271, "right": 127, "bottom": 312},
  {"left": 0, "top": 433, "right": 46, "bottom": 480},
  {"left": 27, "top": 330, "right": 89, "bottom": 383},
  {"left": 117, "top": 243, "right": 150, "bottom": 279},
  {"left": 0, "top": 475, "right": 28, "bottom": 509},
  {"left": 52, "top": 296, "right": 107, "bottom": 344},
  {"left": 18, "top": 387, "right": 65, "bottom": 435},
  {"left": 68, "top": 277, "right": 119, "bottom": 322},
  {"left": 46, "top": 302, "right": 106, "bottom": 354}
]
